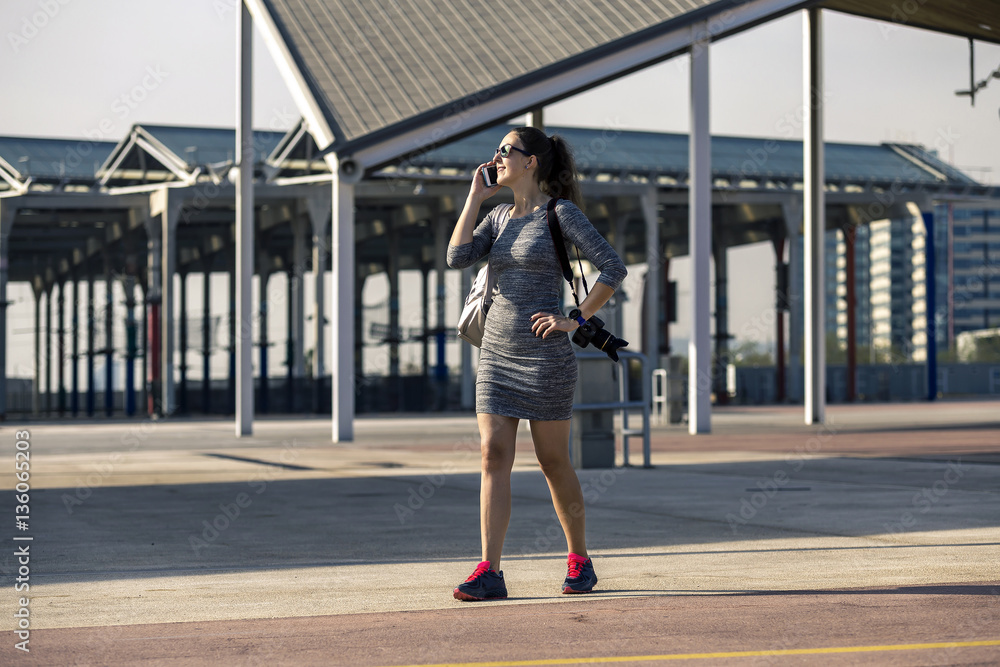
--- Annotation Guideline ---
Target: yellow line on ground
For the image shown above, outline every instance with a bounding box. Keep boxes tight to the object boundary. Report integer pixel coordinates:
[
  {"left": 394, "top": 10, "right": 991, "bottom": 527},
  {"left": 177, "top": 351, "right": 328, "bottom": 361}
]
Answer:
[{"left": 381, "top": 639, "right": 1000, "bottom": 667}]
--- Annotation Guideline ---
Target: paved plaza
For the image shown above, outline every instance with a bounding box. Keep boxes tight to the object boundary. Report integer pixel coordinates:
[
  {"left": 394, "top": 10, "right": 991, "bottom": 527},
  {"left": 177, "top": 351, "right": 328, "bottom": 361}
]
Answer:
[{"left": 2, "top": 400, "right": 998, "bottom": 665}]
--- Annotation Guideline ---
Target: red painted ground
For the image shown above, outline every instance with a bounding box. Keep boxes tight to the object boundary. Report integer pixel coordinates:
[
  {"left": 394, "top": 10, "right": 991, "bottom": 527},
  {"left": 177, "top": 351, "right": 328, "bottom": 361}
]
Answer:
[{"left": 12, "top": 583, "right": 1000, "bottom": 666}]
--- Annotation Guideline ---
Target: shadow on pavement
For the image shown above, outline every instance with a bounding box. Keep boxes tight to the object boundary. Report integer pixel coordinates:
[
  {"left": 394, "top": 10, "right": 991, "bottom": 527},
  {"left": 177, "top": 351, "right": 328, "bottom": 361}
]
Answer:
[{"left": 12, "top": 454, "right": 1000, "bottom": 585}]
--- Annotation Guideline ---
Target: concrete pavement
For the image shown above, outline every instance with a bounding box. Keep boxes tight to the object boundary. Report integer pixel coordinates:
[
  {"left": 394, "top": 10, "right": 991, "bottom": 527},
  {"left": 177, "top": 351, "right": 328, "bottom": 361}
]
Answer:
[{"left": 1, "top": 401, "right": 999, "bottom": 665}]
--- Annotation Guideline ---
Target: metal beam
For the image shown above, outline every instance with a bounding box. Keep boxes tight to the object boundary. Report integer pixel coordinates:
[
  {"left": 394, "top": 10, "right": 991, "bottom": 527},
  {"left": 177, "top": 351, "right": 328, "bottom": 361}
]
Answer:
[
  {"left": 236, "top": 0, "right": 254, "bottom": 436},
  {"left": 688, "top": 25, "right": 712, "bottom": 435},
  {"left": 152, "top": 188, "right": 182, "bottom": 417},
  {"left": 86, "top": 276, "right": 95, "bottom": 416},
  {"left": 32, "top": 287, "right": 40, "bottom": 416},
  {"left": 145, "top": 210, "right": 162, "bottom": 416},
  {"left": 290, "top": 213, "right": 307, "bottom": 380},
  {"left": 922, "top": 210, "right": 938, "bottom": 400},
  {"left": 104, "top": 255, "right": 114, "bottom": 417},
  {"left": 844, "top": 223, "right": 857, "bottom": 402},
  {"left": 803, "top": 7, "right": 826, "bottom": 425},
  {"left": 328, "top": 156, "right": 356, "bottom": 442},
  {"left": 0, "top": 201, "right": 13, "bottom": 419},
  {"left": 45, "top": 284, "right": 52, "bottom": 415},
  {"left": 199, "top": 263, "right": 211, "bottom": 414},
  {"left": 133, "top": 135, "right": 198, "bottom": 185},
  {"left": 178, "top": 271, "right": 188, "bottom": 414},
  {"left": 307, "top": 191, "right": 330, "bottom": 412},
  {"left": 460, "top": 267, "right": 473, "bottom": 410},
  {"left": 641, "top": 187, "right": 660, "bottom": 372},
  {"left": 782, "top": 200, "right": 804, "bottom": 404},
  {"left": 433, "top": 203, "right": 448, "bottom": 409},
  {"left": 713, "top": 241, "right": 729, "bottom": 405},
  {"left": 125, "top": 270, "right": 137, "bottom": 416},
  {"left": 8, "top": 193, "right": 149, "bottom": 210},
  {"left": 71, "top": 276, "right": 79, "bottom": 416},
  {"left": 259, "top": 269, "right": 270, "bottom": 415},
  {"left": 286, "top": 262, "right": 296, "bottom": 412}
]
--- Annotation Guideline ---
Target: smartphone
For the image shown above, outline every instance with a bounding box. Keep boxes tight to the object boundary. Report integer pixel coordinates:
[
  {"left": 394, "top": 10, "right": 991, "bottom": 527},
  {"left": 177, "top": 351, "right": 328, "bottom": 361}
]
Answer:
[{"left": 481, "top": 164, "right": 498, "bottom": 187}]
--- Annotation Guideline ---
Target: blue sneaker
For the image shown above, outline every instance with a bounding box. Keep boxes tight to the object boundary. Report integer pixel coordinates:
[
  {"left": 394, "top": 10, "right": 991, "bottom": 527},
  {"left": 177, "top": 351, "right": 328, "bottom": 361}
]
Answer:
[
  {"left": 454, "top": 561, "right": 508, "bottom": 601},
  {"left": 562, "top": 553, "right": 597, "bottom": 594}
]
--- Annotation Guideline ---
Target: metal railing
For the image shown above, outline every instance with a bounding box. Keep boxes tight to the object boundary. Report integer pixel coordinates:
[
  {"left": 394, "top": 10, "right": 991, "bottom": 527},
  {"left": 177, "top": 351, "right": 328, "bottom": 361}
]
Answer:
[
  {"left": 651, "top": 368, "right": 667, "bottom": 426},
  {"left": 572, "top": 350, "right": 651, "bottom": 468}
]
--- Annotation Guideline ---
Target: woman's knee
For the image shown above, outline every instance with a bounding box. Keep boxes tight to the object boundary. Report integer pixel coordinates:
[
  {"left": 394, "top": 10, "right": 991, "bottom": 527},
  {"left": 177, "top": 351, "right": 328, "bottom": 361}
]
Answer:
[
  {"left": 481, "top": 439, "right": 515, "bottom": 472},
  {"left": 536, "top": 449, "right": 572, "bottom": 477}
]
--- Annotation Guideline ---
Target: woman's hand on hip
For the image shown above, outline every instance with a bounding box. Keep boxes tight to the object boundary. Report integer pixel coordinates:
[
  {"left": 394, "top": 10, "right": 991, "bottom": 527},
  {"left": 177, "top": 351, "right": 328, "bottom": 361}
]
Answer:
[{"left": 530, "top": 312, "right": 578, "bottom": 339}]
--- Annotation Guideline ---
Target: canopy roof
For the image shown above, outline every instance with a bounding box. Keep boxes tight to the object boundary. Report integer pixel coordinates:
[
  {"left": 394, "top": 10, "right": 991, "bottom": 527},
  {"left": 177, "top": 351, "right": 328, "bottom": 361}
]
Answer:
[
  {"left": 97, "top": 124, "right": 286, "bottom": 188},
  {"left": 5, "top": 122, "right": 984, "bottom": 195},
  {"left": 0, "top": 136, "right": 116, "bottom": 192},
  {"left": 245, "top": 0, "right": 1000, "bottom": 173},
  {"left": 385, "top": 124, "right": 983, "bottom": 194},
  {"left": 824, "top": 0, "right": 998, "bottom": 43}
]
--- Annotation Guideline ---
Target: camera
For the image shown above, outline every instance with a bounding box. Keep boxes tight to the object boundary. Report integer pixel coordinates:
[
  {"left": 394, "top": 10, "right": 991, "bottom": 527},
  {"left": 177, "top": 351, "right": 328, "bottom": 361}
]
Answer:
[
  {"left": 569, "top": 309, "right": 629, "bottom": 362},
  {"left": 481, "top": 164, "right": 498, "bottom": 187}
]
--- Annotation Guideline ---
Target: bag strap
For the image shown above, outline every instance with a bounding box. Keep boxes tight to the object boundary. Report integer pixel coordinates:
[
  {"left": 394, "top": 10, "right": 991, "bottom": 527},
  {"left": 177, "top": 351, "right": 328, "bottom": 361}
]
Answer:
[
  {"left": 546, "top": 198, "right": 589, "bottom": 307},
  {"left": 494, "top": 204, "right": 513, "bottom": 239},
  {"left": 482, "top": 205, "right": 513, "bottom": 308}
]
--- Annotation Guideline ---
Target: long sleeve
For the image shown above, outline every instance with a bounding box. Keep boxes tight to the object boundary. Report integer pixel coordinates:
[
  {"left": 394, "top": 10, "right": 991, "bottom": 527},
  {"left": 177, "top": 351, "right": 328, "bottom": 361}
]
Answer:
[
  {"left": 447, "top": 206, "right": 505, "bottom": 269},
  {"left": 555, "top": 200, "right": 627, "bottom": 291}
]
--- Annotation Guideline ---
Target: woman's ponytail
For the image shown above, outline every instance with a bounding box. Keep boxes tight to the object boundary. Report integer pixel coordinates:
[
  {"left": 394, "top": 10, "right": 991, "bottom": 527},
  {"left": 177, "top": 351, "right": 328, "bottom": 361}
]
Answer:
[
  {"left": 512, "top": 127, "right": 583, "bottom": 209},
  {"left": 544, "top": 135, "right": 583, "bottom": 208}
]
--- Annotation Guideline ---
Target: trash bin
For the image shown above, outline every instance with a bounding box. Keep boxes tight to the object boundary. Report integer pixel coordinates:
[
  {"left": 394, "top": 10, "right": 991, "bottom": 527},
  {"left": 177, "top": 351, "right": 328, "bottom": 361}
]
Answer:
[
  {"left": 666, "top": 355, "right": 684, "bottom": 424},
  {"left": 571, "top": 353, "right": 617, "bottom": 469}
]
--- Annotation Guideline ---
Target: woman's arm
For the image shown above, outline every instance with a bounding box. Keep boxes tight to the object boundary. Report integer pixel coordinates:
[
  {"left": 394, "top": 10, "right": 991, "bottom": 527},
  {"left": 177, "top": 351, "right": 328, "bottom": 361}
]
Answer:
[
  {"left": 556, "top": 200, "right": 628, "bottom": 295},
  {"left": 531, "top": 201, "right": 627, "bottom": 339},
  {"left": 575, "top": 282, "right": 616, "bottom": 322}
]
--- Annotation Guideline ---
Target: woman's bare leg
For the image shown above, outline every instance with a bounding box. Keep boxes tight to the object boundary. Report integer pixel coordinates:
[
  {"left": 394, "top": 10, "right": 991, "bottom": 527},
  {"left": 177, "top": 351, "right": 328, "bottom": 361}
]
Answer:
[
  {"left": 477, "top": 413, "right": 519, "bottom": 570},
  {"left": 529, "top": 419, "right": 588, "bottom": 557}
]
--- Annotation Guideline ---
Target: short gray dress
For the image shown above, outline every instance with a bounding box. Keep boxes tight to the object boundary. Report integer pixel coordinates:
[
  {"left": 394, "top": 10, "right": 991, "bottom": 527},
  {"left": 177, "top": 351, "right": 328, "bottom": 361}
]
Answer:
[{"left": 447, "top": 199, "right": 627, "bottom": 421}]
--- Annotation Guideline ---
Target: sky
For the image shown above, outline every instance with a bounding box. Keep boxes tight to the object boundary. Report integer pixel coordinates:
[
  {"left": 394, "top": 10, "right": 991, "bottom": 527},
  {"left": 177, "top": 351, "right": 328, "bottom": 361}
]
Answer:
[{"left": 2, "top": 0, "right": 999, "bottom": 379}]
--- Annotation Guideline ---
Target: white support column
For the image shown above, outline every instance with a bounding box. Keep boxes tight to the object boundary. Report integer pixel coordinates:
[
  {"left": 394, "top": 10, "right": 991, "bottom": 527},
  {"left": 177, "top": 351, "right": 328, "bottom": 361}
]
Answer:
[
  {"left": 235, "top": 0, "right": 254, "bottom": 436},
  {"left": 328, "top": 164, "right": 356, "bottom": 442},
  {"left": 803, "top": 7, "right": 826, "bottom": 425},
  {"left": 152, "top": 188, "right": 182, "bottom": 418},
  {"left": 688, "top": 25, "right": 712, "bottom": 435},
  {"left": 641, "top": 187, "right": 660, "bottom": 370}
]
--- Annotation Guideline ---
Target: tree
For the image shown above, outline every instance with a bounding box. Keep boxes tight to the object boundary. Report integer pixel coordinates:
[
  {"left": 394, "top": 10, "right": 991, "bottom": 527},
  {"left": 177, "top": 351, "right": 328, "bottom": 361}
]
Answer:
[{"left": 728, "top": 340, "right": 774, "bottom": 367}]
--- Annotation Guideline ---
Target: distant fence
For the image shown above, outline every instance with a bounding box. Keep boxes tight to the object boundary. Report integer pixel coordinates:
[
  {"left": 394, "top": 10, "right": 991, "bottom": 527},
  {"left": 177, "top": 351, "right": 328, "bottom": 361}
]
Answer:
[
  {"left": 8, "top": 362, "right": 998, "bottom": 416},
  {"left": 731, "top": 363, "right": 1000, "bottom": 404},
  {"left": 2, "top": 374, "right": 464, "bottom": 416}
]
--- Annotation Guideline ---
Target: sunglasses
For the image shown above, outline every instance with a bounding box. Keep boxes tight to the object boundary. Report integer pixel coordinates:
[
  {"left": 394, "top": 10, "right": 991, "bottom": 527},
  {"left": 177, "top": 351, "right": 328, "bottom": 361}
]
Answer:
[{"left": 495, "top": 144, "right": 533, "bottom": 159}]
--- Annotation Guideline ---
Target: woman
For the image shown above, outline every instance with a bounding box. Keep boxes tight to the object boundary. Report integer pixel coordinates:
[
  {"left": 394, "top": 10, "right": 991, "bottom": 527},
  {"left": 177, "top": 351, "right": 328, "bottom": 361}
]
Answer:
[{"left": 446, "top": 126, "right": 627, "bottom": 601}]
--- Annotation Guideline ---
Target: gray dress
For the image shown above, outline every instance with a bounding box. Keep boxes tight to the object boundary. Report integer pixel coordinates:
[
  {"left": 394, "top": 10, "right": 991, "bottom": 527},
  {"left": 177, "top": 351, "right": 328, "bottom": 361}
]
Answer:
[{"left": 447, "top": 199, "right": 627, "bottom": 421}]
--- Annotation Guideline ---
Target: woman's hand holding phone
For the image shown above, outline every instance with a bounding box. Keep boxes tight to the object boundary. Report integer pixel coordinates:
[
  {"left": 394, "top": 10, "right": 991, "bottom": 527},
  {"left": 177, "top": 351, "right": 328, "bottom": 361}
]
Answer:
[
  {"left": 469, "top": 161, "right": 500, "bottom": 202},
  {"left": 481, "top": 163, "right": 499, "bottom": 187}
]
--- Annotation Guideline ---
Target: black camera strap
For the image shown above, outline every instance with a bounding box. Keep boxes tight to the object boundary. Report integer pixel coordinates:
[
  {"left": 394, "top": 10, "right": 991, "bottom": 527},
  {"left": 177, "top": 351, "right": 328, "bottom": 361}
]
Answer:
[{"left": 546, "top": 198, "right": 589, "bottom": 308}]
